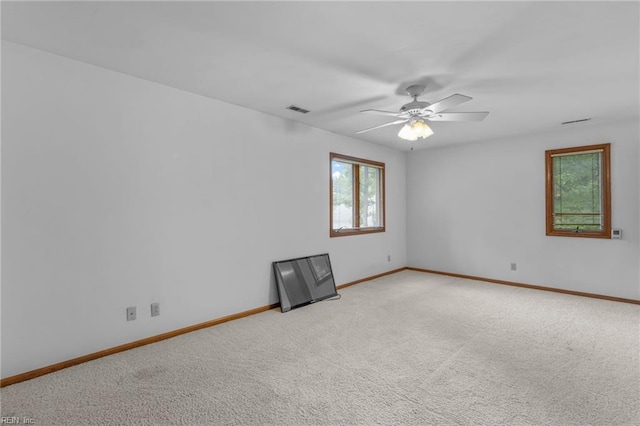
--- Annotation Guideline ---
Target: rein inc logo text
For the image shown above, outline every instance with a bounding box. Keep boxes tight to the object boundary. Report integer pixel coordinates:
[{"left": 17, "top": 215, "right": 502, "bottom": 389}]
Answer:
[{"left": 0, "top": 418, "right": 34, "bottom": 425}]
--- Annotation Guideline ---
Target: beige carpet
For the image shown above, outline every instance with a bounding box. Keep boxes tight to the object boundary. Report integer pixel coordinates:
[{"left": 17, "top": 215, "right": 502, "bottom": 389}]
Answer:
[{"left": 1, "top": 270, "right": 639, "bottom": 425}]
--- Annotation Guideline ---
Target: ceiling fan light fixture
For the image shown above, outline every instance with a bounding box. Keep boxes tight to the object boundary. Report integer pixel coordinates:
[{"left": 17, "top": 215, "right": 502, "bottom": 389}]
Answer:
[
  {"left": 398, "top": 123, "right": 418, "bottom": 141},
  {"left": 412, "top": 120, "right": 433, "bottom": 138},
  {"left": 398, "top": 119, "right": 433, "bottom": 141}
]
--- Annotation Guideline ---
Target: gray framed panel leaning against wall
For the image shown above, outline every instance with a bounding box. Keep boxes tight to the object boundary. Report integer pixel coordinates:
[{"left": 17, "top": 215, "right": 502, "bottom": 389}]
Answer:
[{"left": 272, "top": 253, "right": 338, "bottom": 312}]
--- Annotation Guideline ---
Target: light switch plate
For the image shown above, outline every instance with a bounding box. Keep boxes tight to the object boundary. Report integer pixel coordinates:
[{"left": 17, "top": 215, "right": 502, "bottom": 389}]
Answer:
[{"left": 126, "top": 306, "right": 136, "bottom": 321}]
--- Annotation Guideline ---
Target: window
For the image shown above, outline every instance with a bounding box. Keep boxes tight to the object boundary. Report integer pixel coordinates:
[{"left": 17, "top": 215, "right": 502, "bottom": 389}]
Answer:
[
  {"left": 545, "top": 143, "right": 611, "bottom": 238},
  {"left": 330, "top": 153, "right": 385, "bottom": 237}
]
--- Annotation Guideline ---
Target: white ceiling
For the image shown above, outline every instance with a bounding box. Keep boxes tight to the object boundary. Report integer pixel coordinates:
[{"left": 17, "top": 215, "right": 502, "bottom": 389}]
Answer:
[{"left": 2, "top": 1, "right": 639, "bottom": 151}]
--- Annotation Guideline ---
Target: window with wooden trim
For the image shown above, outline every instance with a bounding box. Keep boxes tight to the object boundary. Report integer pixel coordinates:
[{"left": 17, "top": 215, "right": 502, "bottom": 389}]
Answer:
[
  {"left": 545, "top": 143, "right": 611, "bottom": 238},
  {"left": 330, "top": 153, "right": 385, "bottom": 237}
]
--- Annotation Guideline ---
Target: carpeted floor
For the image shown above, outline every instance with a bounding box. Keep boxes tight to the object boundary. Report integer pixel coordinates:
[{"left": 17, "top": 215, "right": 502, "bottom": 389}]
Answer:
[{"left": 1, "top": 270, "right": 639, "bottom": 425}]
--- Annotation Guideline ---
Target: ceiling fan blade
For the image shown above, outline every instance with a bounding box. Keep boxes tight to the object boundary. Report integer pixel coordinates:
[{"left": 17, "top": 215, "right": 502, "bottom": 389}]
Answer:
[
  {"left": 355, "top": 119, "right": 408, "bottom": 134},
  {"left": 422, "top": 94, "right": 472, "bottom": 114},
  {"left": 426, "top": 112, "right": 489, "bottom": 122},
  {"left": 360, "top": 109, "right": 406, "bottom": 118}
]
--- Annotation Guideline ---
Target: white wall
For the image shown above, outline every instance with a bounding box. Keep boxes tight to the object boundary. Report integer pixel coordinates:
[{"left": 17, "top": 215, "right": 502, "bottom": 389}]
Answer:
[
  {"left": 407, "top": 118, "right": 640, "bottom": 300},
  {"left": 1, "top": 42, "right": 407, "bottom": 379}
]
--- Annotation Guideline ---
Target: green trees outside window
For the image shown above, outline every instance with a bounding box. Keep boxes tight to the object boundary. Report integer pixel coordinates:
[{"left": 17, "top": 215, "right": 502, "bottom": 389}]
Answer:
[{"left": 545, "top": 143, "right": 611, "bottom": 238}]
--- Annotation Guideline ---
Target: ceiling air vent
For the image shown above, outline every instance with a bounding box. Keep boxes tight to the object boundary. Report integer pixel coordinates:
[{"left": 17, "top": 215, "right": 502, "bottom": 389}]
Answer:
[
  {"left": 286, "top": 105, "right": 310, "bottom": 114},
  {"left": 561, "top": 118, "right": 591, "bottom": 125}
]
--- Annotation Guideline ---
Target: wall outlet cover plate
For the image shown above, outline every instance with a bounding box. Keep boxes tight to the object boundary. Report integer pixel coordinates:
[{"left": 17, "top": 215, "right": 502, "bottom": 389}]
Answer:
[{"left": 126, "top": 306, "right": 136, "bottom": 321}]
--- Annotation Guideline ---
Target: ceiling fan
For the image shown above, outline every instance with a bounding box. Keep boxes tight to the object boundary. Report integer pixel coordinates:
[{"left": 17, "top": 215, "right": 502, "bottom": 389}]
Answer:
[{"left": 356, "top": 85, "right": 489, "bottom": 141}]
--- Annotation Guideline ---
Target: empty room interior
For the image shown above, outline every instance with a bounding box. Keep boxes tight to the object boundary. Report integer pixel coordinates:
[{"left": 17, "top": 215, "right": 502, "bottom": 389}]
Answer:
[{"left": 1, "top": 1, "right": 639, "bottom": 425}]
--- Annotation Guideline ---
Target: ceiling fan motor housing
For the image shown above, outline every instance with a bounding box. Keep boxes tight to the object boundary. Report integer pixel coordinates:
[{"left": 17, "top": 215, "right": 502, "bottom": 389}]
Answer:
[
  {"left": 400, "top": 101, "right": 432, "bottom": 116},
  {"left": 402, "top": 85, "right": 432, "bottom": 115}
]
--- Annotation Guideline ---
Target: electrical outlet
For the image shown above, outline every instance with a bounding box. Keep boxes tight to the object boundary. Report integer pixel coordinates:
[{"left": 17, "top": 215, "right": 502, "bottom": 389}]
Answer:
[
  {"left": 151, "top": 303, "right": 160, "bottom": 317},
  {"left": 510, "top": 263, "right": 517, "bottom": 271},
  {"left": 126, "top": 306, "right": 136, "bottom": 321}
]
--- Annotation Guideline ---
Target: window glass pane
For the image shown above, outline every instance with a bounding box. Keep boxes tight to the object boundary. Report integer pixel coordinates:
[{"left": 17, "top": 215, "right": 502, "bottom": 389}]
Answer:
[
  {"left": 359, "top": 165, "right": 381, "bottom": 227},
  {"left": 552, "top": 151, "right": 602, "bottom": 231},
  {"left": 330, "top": 152, "right": 385, "bottom": 237},
  {"left": 331, "top": 160, "right": 353, "bottom": 229}
]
